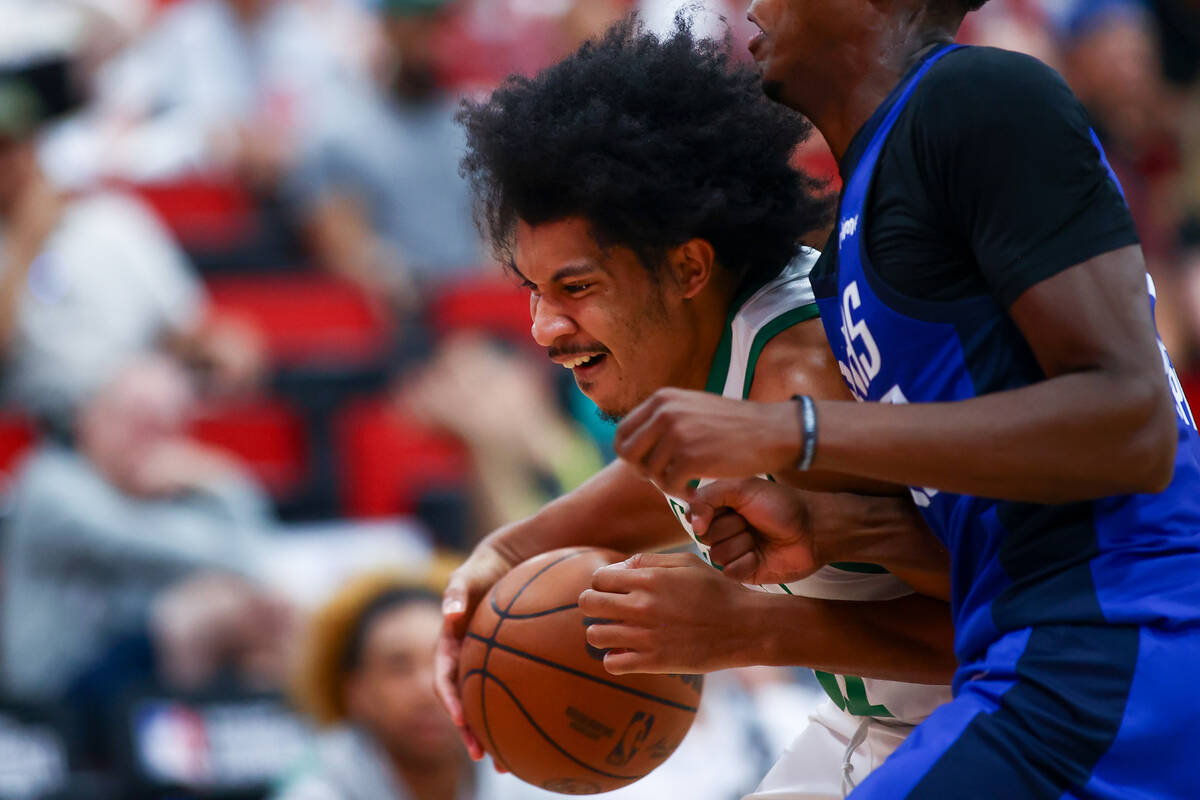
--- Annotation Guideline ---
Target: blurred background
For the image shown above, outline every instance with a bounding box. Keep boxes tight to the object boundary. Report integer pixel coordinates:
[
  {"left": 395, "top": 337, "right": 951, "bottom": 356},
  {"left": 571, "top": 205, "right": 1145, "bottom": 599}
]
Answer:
[{"left": 0, "top": 0, "right": 1194, "bottom": 798}]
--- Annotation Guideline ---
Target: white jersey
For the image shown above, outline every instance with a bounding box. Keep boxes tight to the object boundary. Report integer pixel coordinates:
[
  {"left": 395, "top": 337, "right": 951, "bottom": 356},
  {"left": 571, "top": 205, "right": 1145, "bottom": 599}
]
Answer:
[{"left": 664, "top": 247, "right": 951, "bottom": 726}]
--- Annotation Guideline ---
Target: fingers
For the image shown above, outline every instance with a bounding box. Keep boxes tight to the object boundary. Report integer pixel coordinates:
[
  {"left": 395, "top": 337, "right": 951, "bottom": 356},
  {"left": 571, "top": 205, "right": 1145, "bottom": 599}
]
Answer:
[
  {"left": 689, "top": 478, "right": 756, "bottom": 519},
  {"left": 623, "top": 551, "right": 702, "bottom": 569},
  {"left": 433, "top": 628, "right": 485, "bottom": 761},
  {"left": 614, "top": 392, "right": 697, "bottom": 496},
  {"left": 720, "top": 550, "right": 761, "bottom": 583},
  {"left": 707, "top": 530, "right": 756, "bottom": 571},
  {"left": 585, "top": 622, "right": 649, "bottom": 652},
  {"left": 578, "top": 587, "right": 633, "bottom": 619},
  {"left": 441, "top": 578, "right": 470, "bottom": 637},
  {"left": 604, "top": 649, "right": 655, "bottom": 675},
  {"left": 612, "top": 391, "right": 662, "bottom": 460},
  {"left": 695, "top": 508, "right": 750, "bottom": 548},
  {"left": 588, "top": 552, "right": 699, "bottom": 593}
]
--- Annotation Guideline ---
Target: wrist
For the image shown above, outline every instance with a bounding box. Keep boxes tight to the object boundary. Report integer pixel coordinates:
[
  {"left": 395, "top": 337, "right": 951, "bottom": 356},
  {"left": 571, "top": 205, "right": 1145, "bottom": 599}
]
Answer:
[
  {"left": 744, "top": 590, "right": 816, "bottom": 667},
  {"left": 760, "top": 401, "right": 807, "bottom": 474}
]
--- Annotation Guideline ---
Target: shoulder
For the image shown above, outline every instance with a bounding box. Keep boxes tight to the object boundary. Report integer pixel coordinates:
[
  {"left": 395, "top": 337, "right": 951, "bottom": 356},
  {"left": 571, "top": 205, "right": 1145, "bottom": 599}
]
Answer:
[
  {"left": 907, "top": 46, "right": 1085, "bottom": 142},
  {"left": 917, "top": 46, "right": 1074, "bottom": 107},
  {"left": 747, "top": 317, "right": 837, "bottom": 402}
]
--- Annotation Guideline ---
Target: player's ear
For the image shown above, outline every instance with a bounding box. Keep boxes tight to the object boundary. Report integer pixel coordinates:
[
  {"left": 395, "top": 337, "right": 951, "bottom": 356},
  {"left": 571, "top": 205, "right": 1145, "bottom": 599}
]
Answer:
[{"left": 668, "top": 239, "right": 716, "bottom": 300}]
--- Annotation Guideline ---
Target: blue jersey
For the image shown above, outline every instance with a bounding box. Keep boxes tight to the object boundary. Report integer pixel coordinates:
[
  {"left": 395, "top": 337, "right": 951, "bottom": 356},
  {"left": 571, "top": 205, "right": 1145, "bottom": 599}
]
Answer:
[{"left": 811, "top": 44, "right": 1200, "bottom": 677}]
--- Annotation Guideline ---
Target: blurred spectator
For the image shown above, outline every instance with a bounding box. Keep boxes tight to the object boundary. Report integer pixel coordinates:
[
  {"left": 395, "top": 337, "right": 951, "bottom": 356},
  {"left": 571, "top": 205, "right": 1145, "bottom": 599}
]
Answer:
[
  {"left": 1050, "top": 0, "right": 1193, "bottom": 359},
  {"left": 957, "top": 0, "right": 1061, "bottom": 67},
  {"left": 64, "top": 571, "right": 297, "bottom": 770},
  {"left": 276, "top": 574, "right": 476, "bottom": 800},
  {"left": 43, "top": 0, "right": 374, "bottom": 188},
  {"left": 290, "top": 0, "right": 485, "bottom": 314},
  {"left": 0, "top": 357, "right": 274, "bottom": 702},
  {"left": 399, "top": 335, "right": 604, "bottom": 537},
  {"left": 0, "top": 43, "right": 266, "bottom": 428}
]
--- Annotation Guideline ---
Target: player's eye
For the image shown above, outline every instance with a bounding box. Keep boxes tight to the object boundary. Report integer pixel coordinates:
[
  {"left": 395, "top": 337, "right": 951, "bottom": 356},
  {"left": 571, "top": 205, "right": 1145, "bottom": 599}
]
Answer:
[{"left": 563, "top": 283, "right": 592, "bottom": 295}]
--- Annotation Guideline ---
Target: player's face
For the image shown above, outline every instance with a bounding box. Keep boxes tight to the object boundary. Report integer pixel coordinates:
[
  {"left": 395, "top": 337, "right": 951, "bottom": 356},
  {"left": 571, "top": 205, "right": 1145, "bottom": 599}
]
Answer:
[
  {"left": 747, "top": 0, "right": 856, "bottom": 109},
  {"left": 346, "top": 602, "right": 461, "bottom": 763},
  {"left": 514, "top": 218, "right": 696, "bottom": 420}
]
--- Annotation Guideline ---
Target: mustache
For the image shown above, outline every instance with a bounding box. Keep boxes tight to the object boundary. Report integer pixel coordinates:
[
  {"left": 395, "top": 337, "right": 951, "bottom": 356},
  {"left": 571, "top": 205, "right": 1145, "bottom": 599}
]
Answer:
[{"left": 548, "top": 344, "right": 610, "bottom": 360}]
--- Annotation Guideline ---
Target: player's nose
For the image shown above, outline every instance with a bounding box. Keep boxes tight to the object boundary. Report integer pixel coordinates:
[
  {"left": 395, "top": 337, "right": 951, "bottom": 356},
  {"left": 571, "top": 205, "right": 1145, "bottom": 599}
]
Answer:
[{"left": 530, "top": 298, "right": 578, "bottom": 346}]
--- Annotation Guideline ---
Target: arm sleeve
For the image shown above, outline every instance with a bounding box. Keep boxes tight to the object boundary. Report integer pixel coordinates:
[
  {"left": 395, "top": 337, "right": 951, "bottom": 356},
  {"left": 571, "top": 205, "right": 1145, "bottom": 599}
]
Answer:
[{"left": 916, "top": 49, "right": 1139, "bottom": 308}]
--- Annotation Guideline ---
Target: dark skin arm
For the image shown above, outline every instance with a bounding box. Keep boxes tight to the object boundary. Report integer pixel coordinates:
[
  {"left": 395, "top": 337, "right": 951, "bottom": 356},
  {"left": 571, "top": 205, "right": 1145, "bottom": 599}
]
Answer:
[
  {"left": 582, "top": 552, "right": 955, "bottom": 682},
  {"left": 688, "top": 477, "right": 950, "bottom": 601},
  {"left": 580, "top": 320, "right": 955, "bottom": 682},
  {"left": 616, "top": 247, "right": 1180, "bottom": 503}
]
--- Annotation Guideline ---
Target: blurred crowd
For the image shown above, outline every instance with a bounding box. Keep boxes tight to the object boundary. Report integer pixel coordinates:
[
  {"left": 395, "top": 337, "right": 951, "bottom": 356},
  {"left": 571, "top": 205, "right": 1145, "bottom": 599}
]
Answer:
[{"left": 0, "top": 0, "right": 1195, "bottom": 798}]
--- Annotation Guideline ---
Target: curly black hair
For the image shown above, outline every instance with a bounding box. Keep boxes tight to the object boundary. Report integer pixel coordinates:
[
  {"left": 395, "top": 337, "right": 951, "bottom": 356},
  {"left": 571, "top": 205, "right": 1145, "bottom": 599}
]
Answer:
[{"left": 457, "top": 15, "right": 830, "bottom": 291}]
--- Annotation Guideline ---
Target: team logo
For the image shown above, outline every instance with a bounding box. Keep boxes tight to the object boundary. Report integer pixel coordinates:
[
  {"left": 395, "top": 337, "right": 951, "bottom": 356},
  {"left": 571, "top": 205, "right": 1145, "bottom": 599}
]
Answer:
[{"left": 605, "top": 712, "right": 655, "bottom": 767}]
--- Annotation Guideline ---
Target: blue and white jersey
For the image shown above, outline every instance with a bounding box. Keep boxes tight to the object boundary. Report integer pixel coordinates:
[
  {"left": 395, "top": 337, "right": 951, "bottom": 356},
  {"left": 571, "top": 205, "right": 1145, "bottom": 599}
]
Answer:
[{"left": 811, "top": 44, "right": 1200, "bottom": 682}]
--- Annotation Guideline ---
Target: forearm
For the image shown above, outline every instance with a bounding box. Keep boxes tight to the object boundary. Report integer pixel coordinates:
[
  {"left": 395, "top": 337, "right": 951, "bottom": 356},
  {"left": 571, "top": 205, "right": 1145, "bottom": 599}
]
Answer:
[
  {"left": 749, "top": 591, "right": 956, "bottom": 685},
  {"left": 818, "top": 492, "right": 950, "bottom": 601},
  {"left": 811, "top": 369, "right": 1174, "bottom": 503},
  {"left": 485, "top": 460, "right": 687, "bottom": 565}
]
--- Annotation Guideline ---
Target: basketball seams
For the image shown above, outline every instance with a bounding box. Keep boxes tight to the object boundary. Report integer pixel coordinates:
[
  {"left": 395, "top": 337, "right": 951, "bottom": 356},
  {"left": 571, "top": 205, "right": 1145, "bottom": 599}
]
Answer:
[
  {"left": 462, "top": 547, "right": 698, "bottom": 790},
  {"left": 481, "top": 548, "right": 589, "bottom": 774},
  {"left": 463, "top": 668, "right": 648, "bottom": 782},
  {"left": 489, "top": 598, "right": 580, "bottom": 619},
  {"left": 466, "top": 631, "right": 700, "bottom": 713}
]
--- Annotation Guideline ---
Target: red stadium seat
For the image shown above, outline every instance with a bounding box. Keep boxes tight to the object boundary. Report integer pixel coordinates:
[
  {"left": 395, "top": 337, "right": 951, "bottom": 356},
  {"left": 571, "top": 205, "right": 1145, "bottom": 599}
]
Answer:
[
  {"left": 190, "top": 397, "right": 308, "bottom": 497},
  {"left": 205, "top": 274, "right": 391, "bottom": 366},
  {"left": 336, "top": 397, "right": 468, "bottom": 518},
  {"left": 0, "top": 413, "right": 37, "bottom": 477},
  {"left": 429, "top": 276, "right": 531, "bottom": 345},
  {"left": 126, "top": 177, "right": 257, "bottom": 251}
]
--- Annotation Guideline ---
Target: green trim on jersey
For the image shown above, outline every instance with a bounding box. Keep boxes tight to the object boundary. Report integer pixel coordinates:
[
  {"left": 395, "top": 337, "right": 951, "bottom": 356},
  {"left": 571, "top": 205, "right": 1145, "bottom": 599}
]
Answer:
[
  {"left": 705, "top": 279, "right": 769, "bottom": 393},
  {"left": 705, "top": 320, "right": 735, "bottom": 395},
  {"left": 740, "top": 304, "right": 822, "bottom": 398}
]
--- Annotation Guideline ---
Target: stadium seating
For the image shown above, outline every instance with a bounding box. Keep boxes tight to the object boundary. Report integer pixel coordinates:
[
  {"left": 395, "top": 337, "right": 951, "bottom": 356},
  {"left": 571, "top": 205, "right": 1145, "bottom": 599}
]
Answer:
[
  {"left": 189, "top": 397, "right": 308, "bottom": 499},
  {"left": 335, "top": 396, "right": 468, "bottom": 518},
  {"left": 204, "top": 274, "right": 391, "bottom": 368}
]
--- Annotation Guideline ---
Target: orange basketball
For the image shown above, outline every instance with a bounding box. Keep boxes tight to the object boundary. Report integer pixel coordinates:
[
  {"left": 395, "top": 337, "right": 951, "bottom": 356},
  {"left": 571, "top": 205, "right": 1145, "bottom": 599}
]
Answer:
[{"left": 458, "top": 547, "right": 703, "bottom": 795}]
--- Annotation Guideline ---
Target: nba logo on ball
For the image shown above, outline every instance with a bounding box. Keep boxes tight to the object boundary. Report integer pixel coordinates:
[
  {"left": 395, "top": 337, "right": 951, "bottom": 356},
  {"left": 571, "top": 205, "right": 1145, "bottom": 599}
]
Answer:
[{"left": 458, "top": 548, "right": 703, "bottom": 794}]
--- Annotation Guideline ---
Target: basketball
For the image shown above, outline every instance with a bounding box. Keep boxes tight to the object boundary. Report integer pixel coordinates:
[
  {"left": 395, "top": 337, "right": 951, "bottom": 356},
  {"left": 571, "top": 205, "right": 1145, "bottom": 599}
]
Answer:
[{"left": 458, "top": 547, "right": 704, "bottom": 795}]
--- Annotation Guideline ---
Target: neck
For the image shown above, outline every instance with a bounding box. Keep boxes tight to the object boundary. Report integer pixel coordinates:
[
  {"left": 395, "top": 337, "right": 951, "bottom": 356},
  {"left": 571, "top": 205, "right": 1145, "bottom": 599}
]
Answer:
[
  {"left": 800, "top": 17, "right": 960, "bottom": 161},
  {"left": 678, "top": 276, "right": 739, "bottom": 392}
]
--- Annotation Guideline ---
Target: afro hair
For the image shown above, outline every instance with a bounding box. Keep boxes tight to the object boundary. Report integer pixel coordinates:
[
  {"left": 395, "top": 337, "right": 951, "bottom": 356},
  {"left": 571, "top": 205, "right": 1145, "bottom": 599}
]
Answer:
[{"left": 458, "top": 14, "right": 831, "bottom": 291}]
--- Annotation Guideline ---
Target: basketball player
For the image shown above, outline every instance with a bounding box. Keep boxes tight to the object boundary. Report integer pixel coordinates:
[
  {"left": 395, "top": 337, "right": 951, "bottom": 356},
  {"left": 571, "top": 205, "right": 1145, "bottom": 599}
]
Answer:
[
  {"left": 607, "top": 0, "right": 1200, "bottom": 796},
  {"left": 438, "top": 19, "right": 956, "bottom": 798}
]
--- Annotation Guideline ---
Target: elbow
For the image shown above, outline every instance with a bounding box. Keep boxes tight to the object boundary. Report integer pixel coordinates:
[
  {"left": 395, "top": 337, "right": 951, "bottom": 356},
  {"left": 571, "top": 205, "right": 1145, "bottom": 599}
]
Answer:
[{"left": 1122, "top": 380, "right": 1178, "bottom": 495}]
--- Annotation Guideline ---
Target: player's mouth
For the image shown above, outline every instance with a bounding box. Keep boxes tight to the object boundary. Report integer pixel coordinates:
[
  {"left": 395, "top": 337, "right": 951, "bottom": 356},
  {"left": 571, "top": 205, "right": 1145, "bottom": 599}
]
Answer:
[
  {"left": 747, "top": 14, "right": 767, "bottom": 61},
  {"left": 560, "top": 352, "right": 609, "bottom": 378}
]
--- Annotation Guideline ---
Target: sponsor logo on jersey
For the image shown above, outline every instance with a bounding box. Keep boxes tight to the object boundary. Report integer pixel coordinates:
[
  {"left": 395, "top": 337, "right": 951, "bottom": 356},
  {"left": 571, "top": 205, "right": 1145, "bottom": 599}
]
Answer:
[{"left": 839, "top": 215, "right": 859, "bottom": 245}]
